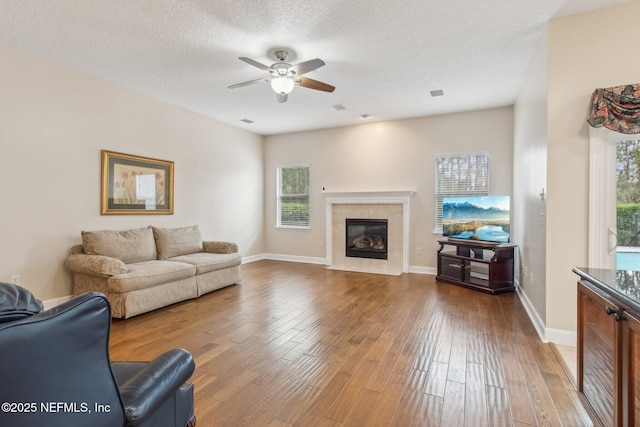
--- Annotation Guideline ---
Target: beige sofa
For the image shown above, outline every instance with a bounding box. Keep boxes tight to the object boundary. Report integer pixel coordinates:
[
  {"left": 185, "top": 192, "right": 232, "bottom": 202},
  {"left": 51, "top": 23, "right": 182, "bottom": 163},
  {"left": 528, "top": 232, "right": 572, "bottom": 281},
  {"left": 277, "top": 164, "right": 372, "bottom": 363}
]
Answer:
[{"left": 65, "top": 225, "right": 241, "bottom": 319}]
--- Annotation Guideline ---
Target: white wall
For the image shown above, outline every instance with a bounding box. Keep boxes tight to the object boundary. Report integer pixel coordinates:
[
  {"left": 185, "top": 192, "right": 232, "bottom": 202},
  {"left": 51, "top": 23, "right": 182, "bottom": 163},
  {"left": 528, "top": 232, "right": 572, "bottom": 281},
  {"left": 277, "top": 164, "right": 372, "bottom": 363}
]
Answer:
[
  {"left": 264, "top": 108, "right": 514, "bottom": 269},
  {"left": 544, "top": 1, "right": 640, "bottom": 337},
  {"left": 0, "top": 43, "right": 265, "bottom": 301},
  {"left": 513, "top": 27, "right": 548, "bottom": 328},
  {"left": 512, "top": 2, "right": 640, "bottom": 342}
]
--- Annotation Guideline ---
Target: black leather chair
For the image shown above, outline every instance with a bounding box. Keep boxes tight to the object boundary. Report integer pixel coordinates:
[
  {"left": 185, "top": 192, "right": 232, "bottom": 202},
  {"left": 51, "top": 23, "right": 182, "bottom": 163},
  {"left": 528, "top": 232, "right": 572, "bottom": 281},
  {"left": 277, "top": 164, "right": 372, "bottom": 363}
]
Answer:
[{"left": 0, "top": 283, "right": 196, "bottom": 427}]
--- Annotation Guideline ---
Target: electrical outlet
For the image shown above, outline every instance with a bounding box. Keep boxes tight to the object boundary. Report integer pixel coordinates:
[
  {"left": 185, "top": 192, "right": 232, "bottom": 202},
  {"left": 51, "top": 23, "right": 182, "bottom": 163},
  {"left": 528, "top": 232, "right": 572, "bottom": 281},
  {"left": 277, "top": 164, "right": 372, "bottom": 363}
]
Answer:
[
  {"left": 10, "top": 275, "right": 20, "bottom": 285},
  {"left": 416, "top": 247, "right": 421, "bottom": 255}
]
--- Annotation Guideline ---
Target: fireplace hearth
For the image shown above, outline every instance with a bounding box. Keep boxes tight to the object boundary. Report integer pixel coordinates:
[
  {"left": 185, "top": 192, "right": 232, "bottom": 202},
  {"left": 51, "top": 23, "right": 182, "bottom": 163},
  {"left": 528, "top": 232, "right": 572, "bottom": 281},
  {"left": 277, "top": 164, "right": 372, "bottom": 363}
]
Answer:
[{"left": 345, "top": 218, "right": 388, "bottom": 260}]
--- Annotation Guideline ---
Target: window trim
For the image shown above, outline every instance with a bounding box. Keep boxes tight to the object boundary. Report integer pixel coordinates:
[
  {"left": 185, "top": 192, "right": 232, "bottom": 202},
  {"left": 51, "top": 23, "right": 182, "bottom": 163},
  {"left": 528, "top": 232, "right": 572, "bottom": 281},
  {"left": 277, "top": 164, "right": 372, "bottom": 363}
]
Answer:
[
  {"left": 588, "top": 126, "right": 625, "bottom": 269},
  {"left": 276, "top": 163, "right": 311, "bottom": 229}
]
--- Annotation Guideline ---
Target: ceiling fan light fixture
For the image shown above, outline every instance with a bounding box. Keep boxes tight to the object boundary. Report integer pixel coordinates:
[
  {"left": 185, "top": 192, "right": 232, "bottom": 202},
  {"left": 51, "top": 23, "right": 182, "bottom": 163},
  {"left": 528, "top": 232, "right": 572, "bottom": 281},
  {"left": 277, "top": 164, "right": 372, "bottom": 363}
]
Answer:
[
  {"left": 271, "top": 77, "right": 295, "bottom": 94},
  {"left": 230, "top": 52, "right": 333, "bottom": 103}
]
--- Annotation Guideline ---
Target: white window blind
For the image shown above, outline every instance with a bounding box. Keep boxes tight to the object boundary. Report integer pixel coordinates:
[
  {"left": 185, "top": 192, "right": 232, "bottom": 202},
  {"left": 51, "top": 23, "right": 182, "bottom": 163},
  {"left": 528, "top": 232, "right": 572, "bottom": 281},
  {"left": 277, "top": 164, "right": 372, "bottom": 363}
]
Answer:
[
  {"left": 434, "top": 152, "right": 489, "bottom": 233},
  {"left": 277, "top": 165, "right": 310, "bottom": 228}
]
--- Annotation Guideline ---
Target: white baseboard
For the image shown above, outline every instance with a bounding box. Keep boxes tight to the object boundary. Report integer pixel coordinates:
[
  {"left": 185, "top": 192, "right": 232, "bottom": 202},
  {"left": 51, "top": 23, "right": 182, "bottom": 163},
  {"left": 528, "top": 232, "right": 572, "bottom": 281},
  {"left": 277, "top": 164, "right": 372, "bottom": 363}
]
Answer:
[
  {"left": 245, "top": 253, "right": 437, "bottom": 275},
  {"left": 515, "top": 284, "right": 546, "bottom": 342},
  {"left": 515, "top": 281, "right": 576, "bottom": 346},
  {"left": 544, "top": 328, "right": 576, "bottom": 347},
  {"left": 42, "top": 295, "right": 73, "bottom": 310},
  {"left": 263, "top": 253, "right": 327, "bottom": 265},
  {"left": 408, "top": 265, "right": 437, "bottom": 275},
  {"left": 241, "top": 254, "right": 265, "bottom": 264}
]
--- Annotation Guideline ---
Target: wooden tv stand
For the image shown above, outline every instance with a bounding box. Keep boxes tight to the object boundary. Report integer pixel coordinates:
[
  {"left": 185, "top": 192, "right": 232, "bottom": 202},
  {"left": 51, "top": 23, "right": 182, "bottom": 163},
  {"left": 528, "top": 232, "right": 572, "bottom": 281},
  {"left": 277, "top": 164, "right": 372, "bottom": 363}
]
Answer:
[{"left": 436, "top": 239, "right": 516, "bottom": 294}]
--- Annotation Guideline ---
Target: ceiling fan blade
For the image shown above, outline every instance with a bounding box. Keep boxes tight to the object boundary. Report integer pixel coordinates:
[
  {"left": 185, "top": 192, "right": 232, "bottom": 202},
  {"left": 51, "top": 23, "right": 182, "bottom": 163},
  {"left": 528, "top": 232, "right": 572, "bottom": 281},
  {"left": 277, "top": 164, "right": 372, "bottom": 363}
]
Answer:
[
  {"left": 276, "top": 93, "right": 288, "bottom": 103},
  {"left": 228, "top": 77, "right": 271, "bottom": 89},
  {"left": 290, "top": 58, "right": 325, "bottom": 75},
  {"left": 238, "top": 57, "right": 272, "bottom": 72},
  {"left": 297, "top": 77, "right": 335, "bottom": 93}
]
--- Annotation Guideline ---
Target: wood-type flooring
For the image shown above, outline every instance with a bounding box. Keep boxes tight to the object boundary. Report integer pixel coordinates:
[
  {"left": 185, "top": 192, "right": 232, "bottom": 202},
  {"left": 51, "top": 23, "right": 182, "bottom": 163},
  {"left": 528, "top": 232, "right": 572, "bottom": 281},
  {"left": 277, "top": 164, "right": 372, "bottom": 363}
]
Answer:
[{"left": 109, "top": 260, "right": 591, "bottom": 426}]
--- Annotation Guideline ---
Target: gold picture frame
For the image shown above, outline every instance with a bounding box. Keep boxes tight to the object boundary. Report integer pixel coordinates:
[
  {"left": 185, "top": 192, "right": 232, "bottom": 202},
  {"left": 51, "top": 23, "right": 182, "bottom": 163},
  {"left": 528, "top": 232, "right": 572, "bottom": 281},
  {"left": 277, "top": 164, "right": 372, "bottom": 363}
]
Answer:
[{"left": 101, "top": 150, "right": 174, "bottom": 215}]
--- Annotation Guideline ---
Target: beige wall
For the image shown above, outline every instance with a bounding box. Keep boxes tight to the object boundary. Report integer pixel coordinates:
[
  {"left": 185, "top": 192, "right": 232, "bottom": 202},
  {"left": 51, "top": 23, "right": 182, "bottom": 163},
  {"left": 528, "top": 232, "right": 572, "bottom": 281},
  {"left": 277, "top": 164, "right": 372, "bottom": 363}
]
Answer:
[
  {"left": 0, "top": 43, "right": 265, "bottom": 301},
  {"left": 544, "top": 1, "right": 640, "bottom": 335},
  {"left": 264, "top": 108, "right": 514, "bottom": 269},
  {"left": 513, "top": 28, "right": 548, "bottom": 326}
]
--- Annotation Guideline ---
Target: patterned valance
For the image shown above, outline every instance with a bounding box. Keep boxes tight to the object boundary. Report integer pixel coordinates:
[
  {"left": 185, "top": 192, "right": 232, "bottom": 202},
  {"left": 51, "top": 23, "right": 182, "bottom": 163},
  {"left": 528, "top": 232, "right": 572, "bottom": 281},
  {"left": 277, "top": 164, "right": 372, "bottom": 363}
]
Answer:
[{"left": 587, "top": 84, "right": 640, "bottom": 134}]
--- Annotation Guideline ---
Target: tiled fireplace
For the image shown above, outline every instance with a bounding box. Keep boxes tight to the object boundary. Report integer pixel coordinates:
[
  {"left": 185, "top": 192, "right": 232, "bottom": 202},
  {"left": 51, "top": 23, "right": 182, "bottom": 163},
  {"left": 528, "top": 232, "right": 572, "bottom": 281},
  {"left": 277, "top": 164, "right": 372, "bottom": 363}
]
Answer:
[
  {"left": 324, "top": 191, "right": 414, "bottom": 275},
  {"left": 345, "top": 218, "right": 388, "bottom": 260}
]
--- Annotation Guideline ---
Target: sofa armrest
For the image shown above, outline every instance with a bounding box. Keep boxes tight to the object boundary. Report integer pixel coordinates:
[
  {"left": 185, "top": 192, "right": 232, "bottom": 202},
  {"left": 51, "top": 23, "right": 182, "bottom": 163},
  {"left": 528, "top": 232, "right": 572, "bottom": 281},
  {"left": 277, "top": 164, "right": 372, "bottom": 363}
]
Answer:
[
  {"left": 203, "top": 241, "right": 238, "bottom": 254},
  {"left": 117, "top": 349, "right": 195, "bottom": 427},
  {"left": 65, "top": 254, "right": 127, "bottom": 277}
]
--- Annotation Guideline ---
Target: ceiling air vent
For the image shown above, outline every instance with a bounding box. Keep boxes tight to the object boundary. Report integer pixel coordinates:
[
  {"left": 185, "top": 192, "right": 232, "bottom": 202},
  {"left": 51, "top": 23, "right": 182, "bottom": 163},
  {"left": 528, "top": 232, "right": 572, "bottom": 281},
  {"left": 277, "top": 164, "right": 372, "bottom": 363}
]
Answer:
[
  {"left": 332, "top": 104, "right": 346, "bottom": 111},
  {"left": 430, "top": 89, "right": 445, "bottom": 97},
  {"left": 240, "top": 118, "right": 254, "bottom": 123}
]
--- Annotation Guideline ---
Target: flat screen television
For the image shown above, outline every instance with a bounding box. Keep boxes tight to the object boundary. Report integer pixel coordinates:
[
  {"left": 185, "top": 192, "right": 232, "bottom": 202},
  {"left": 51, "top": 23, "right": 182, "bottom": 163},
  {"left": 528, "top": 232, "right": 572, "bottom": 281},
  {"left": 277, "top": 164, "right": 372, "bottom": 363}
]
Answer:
[{"left": 442, "top": 195, "right": 510, "bottom": 243}]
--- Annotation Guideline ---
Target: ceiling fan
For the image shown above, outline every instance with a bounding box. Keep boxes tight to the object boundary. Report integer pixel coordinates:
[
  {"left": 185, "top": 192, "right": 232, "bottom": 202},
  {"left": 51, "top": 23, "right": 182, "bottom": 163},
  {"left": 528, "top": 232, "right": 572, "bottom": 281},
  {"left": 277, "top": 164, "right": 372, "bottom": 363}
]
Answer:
[{"left": 228, "top": 50, "right": 335, "bottom": 103}]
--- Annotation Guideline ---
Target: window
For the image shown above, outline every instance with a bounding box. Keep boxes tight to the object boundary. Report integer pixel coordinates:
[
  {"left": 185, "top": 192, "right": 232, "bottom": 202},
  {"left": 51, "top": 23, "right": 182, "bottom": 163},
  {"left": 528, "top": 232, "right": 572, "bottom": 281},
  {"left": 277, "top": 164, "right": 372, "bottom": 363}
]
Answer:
[
  {"left": 434, "top": 152, "right": 489, "bottom": 233},
  {"left": 588, "top": 126, "right": 640, "bottom": 270},
  {"left": 277, "top": 164, "right": 310, "bottom": 228}
]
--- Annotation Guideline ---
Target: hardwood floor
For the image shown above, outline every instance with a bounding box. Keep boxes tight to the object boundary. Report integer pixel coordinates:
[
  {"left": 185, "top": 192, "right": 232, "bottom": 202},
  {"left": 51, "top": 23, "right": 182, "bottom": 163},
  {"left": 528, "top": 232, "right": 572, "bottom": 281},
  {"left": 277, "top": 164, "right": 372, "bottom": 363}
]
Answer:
[{"left": 109, "top": 260, "right": 592, "bottom": 426}]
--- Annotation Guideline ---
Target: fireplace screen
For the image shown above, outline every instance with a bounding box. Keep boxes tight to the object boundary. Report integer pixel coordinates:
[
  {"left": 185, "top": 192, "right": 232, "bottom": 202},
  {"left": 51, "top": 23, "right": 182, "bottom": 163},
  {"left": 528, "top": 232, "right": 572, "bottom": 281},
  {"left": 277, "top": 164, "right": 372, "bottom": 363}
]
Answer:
[{"left": 345, "top": 218, "right": 388, "bottom": 260}]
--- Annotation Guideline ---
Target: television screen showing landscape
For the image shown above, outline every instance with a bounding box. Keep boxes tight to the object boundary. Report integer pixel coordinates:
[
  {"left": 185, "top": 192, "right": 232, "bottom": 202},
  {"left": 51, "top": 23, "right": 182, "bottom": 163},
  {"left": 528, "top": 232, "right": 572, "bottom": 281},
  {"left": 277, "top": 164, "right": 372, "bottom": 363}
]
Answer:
[{"left": 442, "top": 195, "right": 510, "bottom": 243}]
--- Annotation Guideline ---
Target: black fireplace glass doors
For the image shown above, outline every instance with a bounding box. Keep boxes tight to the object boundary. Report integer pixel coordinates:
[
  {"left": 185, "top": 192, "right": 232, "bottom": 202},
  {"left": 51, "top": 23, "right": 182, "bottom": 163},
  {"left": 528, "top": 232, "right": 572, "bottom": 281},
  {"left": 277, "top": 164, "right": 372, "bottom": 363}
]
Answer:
[{"left": 345, "top": 218, "right": 388, "bottom": 260}]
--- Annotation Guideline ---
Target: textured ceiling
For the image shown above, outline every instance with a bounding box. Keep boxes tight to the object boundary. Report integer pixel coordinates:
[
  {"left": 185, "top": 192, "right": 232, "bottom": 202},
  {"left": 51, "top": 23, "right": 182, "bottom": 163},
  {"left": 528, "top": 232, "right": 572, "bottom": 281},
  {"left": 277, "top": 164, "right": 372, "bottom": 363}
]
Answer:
[{"left": 0, "top": 0, "right": 633, "bottom": 135}]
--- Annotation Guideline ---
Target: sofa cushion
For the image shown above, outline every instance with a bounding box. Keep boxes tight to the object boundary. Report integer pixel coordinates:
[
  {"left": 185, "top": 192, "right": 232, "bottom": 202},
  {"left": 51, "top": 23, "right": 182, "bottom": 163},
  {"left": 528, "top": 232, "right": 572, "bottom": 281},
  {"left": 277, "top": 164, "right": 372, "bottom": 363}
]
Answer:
[
  {"left": 168, "top": 252, "right": 242, "bottom": 275},
  {"left": 107, "top": 260, "right": 196, "bottom": 293},
  {"left": 152, "top": 225, "right": 203, "bottom": 260},
  {"left": 82, "top": 227, "right": 157, "bottom": 264}
]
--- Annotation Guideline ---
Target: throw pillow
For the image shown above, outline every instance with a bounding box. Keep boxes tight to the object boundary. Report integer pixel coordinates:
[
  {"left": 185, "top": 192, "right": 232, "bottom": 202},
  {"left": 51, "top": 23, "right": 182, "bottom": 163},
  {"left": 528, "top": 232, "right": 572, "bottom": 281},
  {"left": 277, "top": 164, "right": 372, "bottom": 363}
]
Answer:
[
  {"left": 82, "top": 227, "right": 157, "bottom": 264},
  {"left": 152, "top": 225, "right": 203, "bottom": 260}
]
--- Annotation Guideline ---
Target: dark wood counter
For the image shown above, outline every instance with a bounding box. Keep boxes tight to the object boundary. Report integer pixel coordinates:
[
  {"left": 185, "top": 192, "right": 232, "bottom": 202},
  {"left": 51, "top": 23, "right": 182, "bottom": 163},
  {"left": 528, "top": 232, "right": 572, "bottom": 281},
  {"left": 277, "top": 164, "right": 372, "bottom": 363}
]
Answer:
[
  {"left": 573, "top": 267, "right": 640, "bottom": 427},
  {"left": 573, "top": 267, "right": 640, "bottom": 314}
]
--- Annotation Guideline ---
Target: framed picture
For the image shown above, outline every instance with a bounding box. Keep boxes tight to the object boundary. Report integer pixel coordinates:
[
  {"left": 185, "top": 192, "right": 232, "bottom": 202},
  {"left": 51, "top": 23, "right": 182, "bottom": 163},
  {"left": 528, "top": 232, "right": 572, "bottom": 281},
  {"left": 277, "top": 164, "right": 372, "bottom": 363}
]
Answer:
[{"left": 101, "top": 150, "right": 174, "bottom": 215}]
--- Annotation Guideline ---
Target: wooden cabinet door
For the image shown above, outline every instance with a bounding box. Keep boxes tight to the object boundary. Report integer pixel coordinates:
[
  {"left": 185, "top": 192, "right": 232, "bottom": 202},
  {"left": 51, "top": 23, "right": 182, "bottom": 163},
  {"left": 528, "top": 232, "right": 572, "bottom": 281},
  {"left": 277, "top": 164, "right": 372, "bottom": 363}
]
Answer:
[
  {"left": 622, "top": 310, "right": 640, "bottom": 426},
  {"left": 578, "top": 282, "right": 621, "bottom": 427}
]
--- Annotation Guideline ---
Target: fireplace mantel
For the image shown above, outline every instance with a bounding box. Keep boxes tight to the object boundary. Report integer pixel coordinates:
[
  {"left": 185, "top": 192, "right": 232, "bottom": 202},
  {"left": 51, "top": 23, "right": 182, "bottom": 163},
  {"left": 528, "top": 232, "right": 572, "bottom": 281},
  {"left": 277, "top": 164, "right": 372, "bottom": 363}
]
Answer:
[
  {"left": 324, "top": 191, "right": 414, "bottom": 274},
  {"left": 323, "top": 191, "right": 414, "bottom": 204}
]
